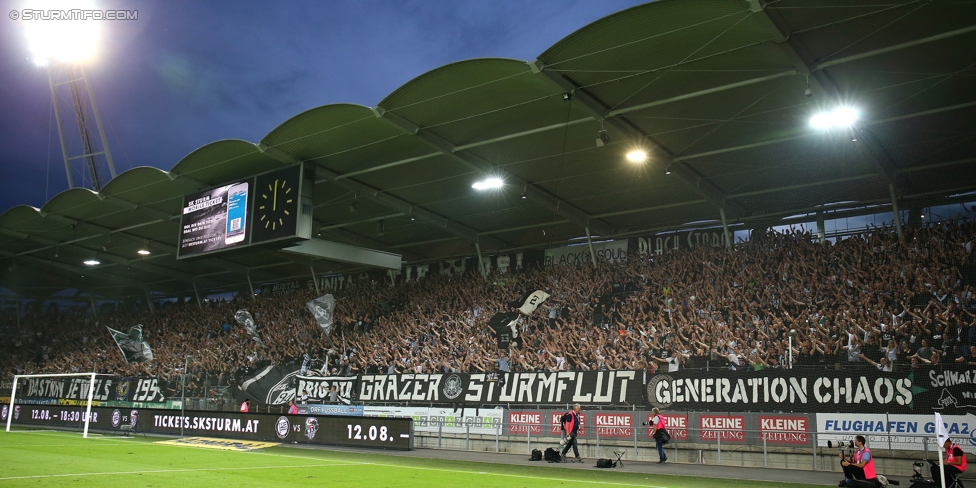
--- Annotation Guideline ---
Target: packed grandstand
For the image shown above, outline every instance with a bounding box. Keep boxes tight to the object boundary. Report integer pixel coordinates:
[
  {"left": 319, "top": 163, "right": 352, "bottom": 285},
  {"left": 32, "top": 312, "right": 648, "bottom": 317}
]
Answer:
[{"left": 3, "top": 217, "right": 973, "bottom": 403}]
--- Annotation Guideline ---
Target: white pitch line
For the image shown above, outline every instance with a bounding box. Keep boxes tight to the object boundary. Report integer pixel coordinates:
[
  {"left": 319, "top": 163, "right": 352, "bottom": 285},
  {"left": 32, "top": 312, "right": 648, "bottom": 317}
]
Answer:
[{"left": 0, "top": 463, "right": 365, "bottom": 481}]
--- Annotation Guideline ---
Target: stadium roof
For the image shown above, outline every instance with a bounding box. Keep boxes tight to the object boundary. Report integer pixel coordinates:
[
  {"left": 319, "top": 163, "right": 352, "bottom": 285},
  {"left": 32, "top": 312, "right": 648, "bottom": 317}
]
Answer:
[{"left": 1, "top": 0, "right": 974, "bottom": 298}]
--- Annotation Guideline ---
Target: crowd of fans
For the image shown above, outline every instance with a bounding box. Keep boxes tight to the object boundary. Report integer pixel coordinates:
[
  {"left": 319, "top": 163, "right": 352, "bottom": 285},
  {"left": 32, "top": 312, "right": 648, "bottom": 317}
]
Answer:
[{"left": 2, "top": 218, "right": 975, "bottom": 390}]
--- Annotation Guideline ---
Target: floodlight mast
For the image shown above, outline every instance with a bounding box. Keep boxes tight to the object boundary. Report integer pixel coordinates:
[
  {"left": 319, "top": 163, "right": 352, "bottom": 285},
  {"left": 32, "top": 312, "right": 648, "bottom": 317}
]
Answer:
[
  {"left": 26, "top": 3, "right": 116, "bottom": 191},
  {"left": 46, "top": 63, "right": 117, "bottom": 191}
]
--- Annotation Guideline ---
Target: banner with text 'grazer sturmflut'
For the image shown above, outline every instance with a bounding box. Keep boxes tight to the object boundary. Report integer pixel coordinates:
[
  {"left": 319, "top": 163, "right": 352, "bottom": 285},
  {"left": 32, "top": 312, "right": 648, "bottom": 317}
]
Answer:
[{"left": 357, "top": 371, "right": 642, "bottom": 405}]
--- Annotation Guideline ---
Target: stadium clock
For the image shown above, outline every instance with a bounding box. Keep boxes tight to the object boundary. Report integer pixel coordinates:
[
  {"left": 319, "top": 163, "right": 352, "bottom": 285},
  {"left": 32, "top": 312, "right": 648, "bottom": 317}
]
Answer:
[{"left": 250, "top": 165, "right": 303, "bottom": 245}]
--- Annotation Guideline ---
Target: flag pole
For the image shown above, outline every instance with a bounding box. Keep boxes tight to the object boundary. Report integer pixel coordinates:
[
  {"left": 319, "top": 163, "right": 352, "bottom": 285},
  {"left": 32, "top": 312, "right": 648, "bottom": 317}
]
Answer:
[
  {"left": 935, "top": 412, "right": 947, "bottom": 488},
  {"left": 938, "top": 443, "right": 946, "bottom": 488}
]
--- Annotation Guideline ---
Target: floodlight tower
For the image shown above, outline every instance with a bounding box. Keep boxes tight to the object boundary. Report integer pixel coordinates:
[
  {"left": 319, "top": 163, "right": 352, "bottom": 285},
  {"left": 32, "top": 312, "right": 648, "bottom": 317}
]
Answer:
[{"left": 26, "top": 1, "right": 116, "bottom": 191}]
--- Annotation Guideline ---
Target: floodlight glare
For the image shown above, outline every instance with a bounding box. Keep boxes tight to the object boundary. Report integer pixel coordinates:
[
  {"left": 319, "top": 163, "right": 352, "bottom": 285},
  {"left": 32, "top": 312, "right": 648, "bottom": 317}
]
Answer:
[
  {"left": 810, "top": 107, "right": 859, "bottom": 130},
  {"left": 83, "top": 258, "right": 100, "bottom": 266},
  {"left": 626, "top": 150, "right": 647, "bottom": 163},
  {"left": 472, "top": 177, "right": 504, "bottom": 190},
  {"left": 137, "top": 249, "right": 151, "bottom": 256},
  {"left": 25, "top": 0, "right": 100, "bottom": 66}
]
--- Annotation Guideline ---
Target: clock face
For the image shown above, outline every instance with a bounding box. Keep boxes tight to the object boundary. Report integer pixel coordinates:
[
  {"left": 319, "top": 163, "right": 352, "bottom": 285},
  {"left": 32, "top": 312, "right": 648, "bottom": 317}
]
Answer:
[
  {"left": 257, "top": 178, "right": 294, "bottom": 231},
  {"left": 251, "top": 165, "right": 302, "bottom": 244}
]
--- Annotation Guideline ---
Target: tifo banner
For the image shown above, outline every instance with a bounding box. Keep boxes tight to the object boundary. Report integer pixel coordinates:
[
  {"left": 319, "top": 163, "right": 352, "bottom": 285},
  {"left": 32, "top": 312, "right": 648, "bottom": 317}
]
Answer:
[
  {"left": 357, "top": 371, "right": 642, "bottom": 405},
  {"left": 544, "top": 240, "right": 627, "bottom": 266},
  {"left": 5, "top": 405, "right": 413, "bottom": 450},
  {"left": 645, "top": 367, "right": 973, "bottom": 414},
  {"left": 364, "top": 406, "right": 503, "bottom": 435},
  {"left": 295, "top": 374, "right": 354, "bottom": 405},
  {"left": 306, "top": 294, "right": 336, "bottom": 337},
  {"left": 14, "top": 376, "right": 164, "bottom": 404},
  {"left": 107, "top": 325, "right": 153, "bottom": 364},
  {"left": 238, "top": 365, "right": 356, "bottom": 406}
]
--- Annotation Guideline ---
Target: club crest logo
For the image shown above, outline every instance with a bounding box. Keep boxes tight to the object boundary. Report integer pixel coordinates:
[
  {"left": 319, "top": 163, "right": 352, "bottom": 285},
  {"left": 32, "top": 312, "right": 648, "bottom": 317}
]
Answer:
[
  {"left": 116, "top": 380, "right": 130, "bottom": 400},
  {"left": 1, "top": 405, "right": 7, "bottom": 421},
  {"left": 305, "top": 417, "right": 318, "bottom": 440},
  {"left": 130, "top": 410, "right": 139, "bottom": 428},
  {"left": 442, "top": 374, "right": 464, "bottom": 400},
  {"left": 275, "top": 416, "right": 290, "bottom": 440},
  {"left": 111, "top": 409, "right": 121, "bottom": 428},
  {"left": 14, "top": 406, "right": 20, "bottom": 420}
]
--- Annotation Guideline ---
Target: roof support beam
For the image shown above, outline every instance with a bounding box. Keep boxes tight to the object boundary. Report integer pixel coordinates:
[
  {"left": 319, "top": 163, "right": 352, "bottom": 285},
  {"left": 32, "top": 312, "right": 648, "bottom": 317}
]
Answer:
[
  {"left": 0, "top": 227, "right": 198, "bottom": 282},
  {"left": 672, "top": 101, "right": 976, "bottom": 162},
  {"left": 816, "top": 24, "right": 976, "bottom": 70},
  {"left": 0, "top": 249, "right": 150, "bottom": 289},
  {"left": 372, "top": 107, "right": 614, "bottom": 237},
  {"left": 35, "top": 211, "right": 273, "bottom": 281},
  {"left": 750, "top": 0, "right": 901, "bottom": 188},
  {"left": 530, "top": 60, "right": 744, "bottom": 217},
  {"left": 258, "top": 143, "right": 506, "bottom": 252}
]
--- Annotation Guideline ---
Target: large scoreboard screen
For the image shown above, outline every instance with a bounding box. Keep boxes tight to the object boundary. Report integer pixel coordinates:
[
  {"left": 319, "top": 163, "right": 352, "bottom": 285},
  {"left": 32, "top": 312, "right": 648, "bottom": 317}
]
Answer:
[
  {"left": 179, "top": 181, "right": 252, "bottom": 257},
  {"left": 177, "top": 164, "right": 311, "bottom": 259}
]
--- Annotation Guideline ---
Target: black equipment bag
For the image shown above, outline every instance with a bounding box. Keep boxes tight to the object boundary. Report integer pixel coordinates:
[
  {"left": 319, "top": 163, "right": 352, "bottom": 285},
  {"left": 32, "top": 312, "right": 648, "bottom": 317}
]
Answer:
[
  {"left": 544, "top": 447, "right": 561, "bottom": 462},
  {"left": 654, "top": 428, "right": 671, "bottom": 445},
  {"left": 596, "top": 459, "right": 616, "bottom": 468},
  {"left": 530, "top": 449, "right": 542, "bottom": 461},
  {"left": 908, "top": 481, "right": 939, "bottom": 488}
]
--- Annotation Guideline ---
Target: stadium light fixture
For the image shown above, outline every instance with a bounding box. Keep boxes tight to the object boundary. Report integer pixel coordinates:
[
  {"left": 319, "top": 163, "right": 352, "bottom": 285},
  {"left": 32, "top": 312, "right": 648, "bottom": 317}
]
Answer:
[
  {"left": 137, "top": 249, "right": 151, "bottom": 256},
  {"left": 83, "top": 257, "right": 100, "bottom": 266},
  {"left": 25, "top": 0, "right": 101, "bottom": 66},
  {"left": 626, "top": 150, "right": 647, "bottom": 163},
  {"left": 809, "top": 107, "right": 859, "bottom": 130},
  {"left": 472, "top": 177, "right": 503, "bottom": 191}
]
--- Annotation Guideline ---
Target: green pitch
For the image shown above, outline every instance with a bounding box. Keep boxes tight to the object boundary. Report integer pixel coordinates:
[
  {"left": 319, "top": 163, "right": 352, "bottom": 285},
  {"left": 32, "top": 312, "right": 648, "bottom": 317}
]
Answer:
[{"left": 0, "top": 430, "right": 824, "bottom": 487}]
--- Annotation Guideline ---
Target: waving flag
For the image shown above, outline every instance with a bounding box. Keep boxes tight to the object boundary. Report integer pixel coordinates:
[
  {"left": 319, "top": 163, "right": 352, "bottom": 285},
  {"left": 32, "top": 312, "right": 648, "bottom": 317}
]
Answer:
[
  {"left": 234, "top": 310, "right": 266, "bottom": 348},
  {"left": 107, "top": 325, "right": 154, "bottom": 364},
  {"left": 307, "top": 294, "right": 336, "bottom": 337}
]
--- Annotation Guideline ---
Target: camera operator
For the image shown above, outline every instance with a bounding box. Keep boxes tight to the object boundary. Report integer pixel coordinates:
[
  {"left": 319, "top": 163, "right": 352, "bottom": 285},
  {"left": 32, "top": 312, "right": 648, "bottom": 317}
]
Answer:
[
  {"left": 932, "top": 437, "right": 967, "bottom": 486},
  {"left": 647, "top": 407, "right": 668, "bottom": 464},
  {"left": 560, "top": 404, "right": 582, "bottom": 463},
  {"left": 839, "top": 435, "right": 876, "bottom": 487}
]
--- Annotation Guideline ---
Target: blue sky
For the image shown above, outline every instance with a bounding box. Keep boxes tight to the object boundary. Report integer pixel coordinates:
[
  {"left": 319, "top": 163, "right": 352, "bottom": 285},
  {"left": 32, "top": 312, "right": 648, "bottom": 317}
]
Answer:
[{"left": 0, "top": 0, "right": 646, "bottom": 213}]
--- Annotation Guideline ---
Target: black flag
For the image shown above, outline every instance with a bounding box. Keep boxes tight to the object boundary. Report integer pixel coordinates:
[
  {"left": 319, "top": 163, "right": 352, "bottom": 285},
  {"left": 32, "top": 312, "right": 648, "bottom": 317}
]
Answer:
[{"left": 488, "top": 312, "right": 520, "bottom": 350}]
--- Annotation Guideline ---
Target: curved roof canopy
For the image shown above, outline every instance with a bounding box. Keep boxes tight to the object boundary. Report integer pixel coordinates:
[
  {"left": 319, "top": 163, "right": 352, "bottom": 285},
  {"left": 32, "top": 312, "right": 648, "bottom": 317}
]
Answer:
[{"left": 1, "top": 0, "right": 974, "bottom": 297}]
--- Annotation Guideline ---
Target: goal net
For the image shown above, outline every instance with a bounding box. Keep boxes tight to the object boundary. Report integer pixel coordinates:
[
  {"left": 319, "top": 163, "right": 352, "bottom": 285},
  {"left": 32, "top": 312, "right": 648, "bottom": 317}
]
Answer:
[{"left": 4, "top": 372, "right": 104, "bottom": 438}]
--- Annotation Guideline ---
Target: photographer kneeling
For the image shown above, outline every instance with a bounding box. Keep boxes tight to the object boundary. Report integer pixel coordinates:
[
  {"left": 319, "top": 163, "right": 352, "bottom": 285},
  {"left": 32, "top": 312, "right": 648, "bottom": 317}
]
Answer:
[{"left": 839, "top": 435, "right": 877, "bottom": 487}]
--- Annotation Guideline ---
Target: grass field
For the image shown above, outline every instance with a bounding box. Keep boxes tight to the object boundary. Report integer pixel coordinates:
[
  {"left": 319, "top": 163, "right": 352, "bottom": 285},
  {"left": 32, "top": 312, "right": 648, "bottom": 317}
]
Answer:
[{"left": 0, "top": 430, "right": 826, "bottom": 487}]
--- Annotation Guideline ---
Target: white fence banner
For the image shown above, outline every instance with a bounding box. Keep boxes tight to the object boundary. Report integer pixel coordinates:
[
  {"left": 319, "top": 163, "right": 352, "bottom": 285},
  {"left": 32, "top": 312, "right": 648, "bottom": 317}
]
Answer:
[{"left": 363, "top": 406, "right": 503, "bottom": 435}]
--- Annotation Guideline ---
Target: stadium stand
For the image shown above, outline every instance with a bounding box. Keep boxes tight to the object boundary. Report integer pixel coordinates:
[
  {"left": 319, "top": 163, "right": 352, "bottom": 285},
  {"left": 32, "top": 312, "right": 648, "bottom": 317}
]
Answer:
[{"left": 3, "top": 219, "right": 973, "bottom": 395}]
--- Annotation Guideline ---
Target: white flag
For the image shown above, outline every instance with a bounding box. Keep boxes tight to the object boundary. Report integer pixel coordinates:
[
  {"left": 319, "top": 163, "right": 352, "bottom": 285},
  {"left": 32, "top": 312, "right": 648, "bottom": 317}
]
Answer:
[
  {"left": 518, "top": 290, "right": 551, "bottom": 316},
  {"left": 935, "top": 412, "right": 950, "bottom": 447}
]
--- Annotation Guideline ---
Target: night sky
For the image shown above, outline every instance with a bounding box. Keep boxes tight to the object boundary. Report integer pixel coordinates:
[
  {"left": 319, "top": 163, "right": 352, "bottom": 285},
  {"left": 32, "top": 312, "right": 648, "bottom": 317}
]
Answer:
[{"left": 0, "top": 0, "right": 646, "bottom": 214}]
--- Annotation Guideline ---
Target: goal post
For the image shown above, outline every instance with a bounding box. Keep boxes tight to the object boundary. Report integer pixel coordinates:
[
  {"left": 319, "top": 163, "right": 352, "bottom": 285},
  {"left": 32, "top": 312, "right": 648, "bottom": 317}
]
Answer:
[{"left": 5, "top": 372, "right": 102, "bottom": 438}]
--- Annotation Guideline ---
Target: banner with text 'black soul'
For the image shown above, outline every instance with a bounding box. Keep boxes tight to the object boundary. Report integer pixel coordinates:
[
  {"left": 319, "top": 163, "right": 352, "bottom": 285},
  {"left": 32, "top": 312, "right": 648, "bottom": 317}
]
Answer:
[
  {"left": 358, "top": 371, "right": 642, "bottom": 405},
  {"left": 645, "top": 366, "right": 974, "bottom": 415}
]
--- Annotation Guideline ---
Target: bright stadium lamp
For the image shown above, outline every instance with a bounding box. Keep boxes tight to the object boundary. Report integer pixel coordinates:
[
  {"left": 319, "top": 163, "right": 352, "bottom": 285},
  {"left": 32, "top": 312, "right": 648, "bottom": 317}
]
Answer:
[
  {"left": 626, "top": 150, "right": 647, "bottom": 163},
  {"left": 809, "top": 107, "right": 859, "bottom": 130},
  {"left": 472, "top": 177, "right": 503, "bottom": 190},
  {"left": 83, "top": 258, "right": 100, "bottom": 266},
  {"left": 24, "top": 0, "right": 101, "bottom": 66},
  {"left": 24, "top": 0, "right": 117, "bottom": 192}
]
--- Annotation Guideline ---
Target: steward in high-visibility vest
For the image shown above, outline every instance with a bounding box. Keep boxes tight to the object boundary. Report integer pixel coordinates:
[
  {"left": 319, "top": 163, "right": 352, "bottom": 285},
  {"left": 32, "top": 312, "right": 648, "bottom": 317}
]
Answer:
[{"left": 932, "top": 437, "right": 967, "bottom": 486}]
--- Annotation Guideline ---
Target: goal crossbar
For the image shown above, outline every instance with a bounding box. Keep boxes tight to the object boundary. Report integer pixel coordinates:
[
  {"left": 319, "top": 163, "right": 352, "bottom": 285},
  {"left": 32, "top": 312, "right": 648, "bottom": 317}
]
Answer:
[{"left": 5, "top": 372, "right": 110, "bottom": 438}]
